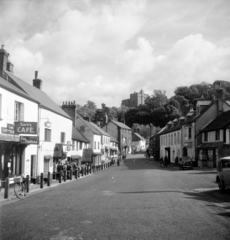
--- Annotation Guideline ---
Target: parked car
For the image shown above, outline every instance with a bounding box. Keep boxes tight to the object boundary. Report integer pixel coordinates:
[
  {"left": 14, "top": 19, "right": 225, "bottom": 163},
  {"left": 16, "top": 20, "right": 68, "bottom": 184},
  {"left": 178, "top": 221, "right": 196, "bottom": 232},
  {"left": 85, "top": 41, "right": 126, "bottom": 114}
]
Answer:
[
  {"left": 179, "top": 156, "right": 193, "bottom": 170},
  {"left": 216, "top": 157, "right": 230, "bottom": 191}
]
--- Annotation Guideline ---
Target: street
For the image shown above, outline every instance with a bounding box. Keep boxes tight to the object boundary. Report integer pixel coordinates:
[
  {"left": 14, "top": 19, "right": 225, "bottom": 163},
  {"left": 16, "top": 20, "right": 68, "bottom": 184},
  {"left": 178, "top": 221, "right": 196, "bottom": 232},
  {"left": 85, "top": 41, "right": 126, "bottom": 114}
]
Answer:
[{"left": 0, "top": 153, "right": 230, "bottom": 240}]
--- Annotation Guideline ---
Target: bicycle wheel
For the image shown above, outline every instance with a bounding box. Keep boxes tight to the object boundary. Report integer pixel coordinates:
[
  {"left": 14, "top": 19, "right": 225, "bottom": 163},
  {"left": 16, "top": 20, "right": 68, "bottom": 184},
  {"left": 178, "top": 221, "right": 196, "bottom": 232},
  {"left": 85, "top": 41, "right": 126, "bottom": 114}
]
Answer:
[{"left": 14, "top": 182, "right": 26, "bottom": 199}]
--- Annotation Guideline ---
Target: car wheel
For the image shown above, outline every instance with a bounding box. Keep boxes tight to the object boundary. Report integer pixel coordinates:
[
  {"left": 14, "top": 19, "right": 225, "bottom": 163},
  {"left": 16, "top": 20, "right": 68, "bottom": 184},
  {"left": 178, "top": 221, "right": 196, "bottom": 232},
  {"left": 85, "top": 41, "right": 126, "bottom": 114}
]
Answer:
[{"left": 218, "top": 178, "right": 225, "bottom": 192}]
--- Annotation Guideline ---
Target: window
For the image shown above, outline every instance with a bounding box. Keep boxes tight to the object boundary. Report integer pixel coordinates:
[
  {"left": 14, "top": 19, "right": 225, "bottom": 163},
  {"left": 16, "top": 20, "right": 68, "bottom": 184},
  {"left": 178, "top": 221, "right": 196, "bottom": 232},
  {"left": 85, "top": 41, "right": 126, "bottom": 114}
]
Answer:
[
  {"left": 188, "top": 127, "right": 192, "bottom": 139},
  {"left": 204, "top": 132, "right": 208, "bottom": 142},
  {"left": 215, "top": 130, "right": 220, "bottom": 140},
  {"left": 76, "top": 141, "right": 79, "bottom": 150},
  {"left": 80, "top": 142, "right": 83, "bottom": 150},
  {"left": 94, "top": 141, "right": 96, "bottom": 149},
  {"left": 98, "top": 142, "right": 100, "bottom": 149},
  {"left": 45, "top": 129, "right": 51, "bottom": 142},
  {"left": 60, "top": 132, "right": 65, "bottom": 143},
  {"left": 72, "top": 141, "right": 75, "bottom": 150},
  {"left": 14, "top": 101, "right": 24, "bottom": 121}
]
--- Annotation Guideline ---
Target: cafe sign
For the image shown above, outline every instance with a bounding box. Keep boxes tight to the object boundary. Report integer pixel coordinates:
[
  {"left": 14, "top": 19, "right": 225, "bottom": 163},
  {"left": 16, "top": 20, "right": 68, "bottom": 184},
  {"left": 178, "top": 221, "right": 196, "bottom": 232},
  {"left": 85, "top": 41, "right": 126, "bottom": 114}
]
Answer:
[
  {"left": 20, "top": 136, "right": 39, "bottom": 145},
  {"left": 14, "top": 122, "right": 37, "bottom": 135}
]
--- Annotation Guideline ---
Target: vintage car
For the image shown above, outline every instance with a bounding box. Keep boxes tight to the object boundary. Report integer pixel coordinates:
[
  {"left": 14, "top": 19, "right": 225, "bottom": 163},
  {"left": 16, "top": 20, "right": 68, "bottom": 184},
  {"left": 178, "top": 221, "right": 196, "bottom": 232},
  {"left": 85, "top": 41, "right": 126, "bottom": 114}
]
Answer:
[
  {"left": 179, "top": 156, "right": 193, "bottom": 170},
  {"left": 216, "top": 157, "right": 230, "bottom": 191}
]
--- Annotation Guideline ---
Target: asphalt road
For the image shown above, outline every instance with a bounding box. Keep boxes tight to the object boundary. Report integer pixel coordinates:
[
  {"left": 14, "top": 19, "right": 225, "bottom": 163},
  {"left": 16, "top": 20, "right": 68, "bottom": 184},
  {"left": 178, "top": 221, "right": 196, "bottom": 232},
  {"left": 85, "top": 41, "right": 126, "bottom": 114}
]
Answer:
[{"left": 0, "top": 153, "right": 230, "bottom": 240}]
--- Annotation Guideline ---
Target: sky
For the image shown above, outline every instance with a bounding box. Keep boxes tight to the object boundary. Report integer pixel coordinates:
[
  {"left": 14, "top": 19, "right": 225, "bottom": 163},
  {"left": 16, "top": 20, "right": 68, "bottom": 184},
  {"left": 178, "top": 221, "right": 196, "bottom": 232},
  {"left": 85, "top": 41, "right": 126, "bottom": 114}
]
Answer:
[{"left": 0, "top": 0, "right": 230, "bottom": 108}]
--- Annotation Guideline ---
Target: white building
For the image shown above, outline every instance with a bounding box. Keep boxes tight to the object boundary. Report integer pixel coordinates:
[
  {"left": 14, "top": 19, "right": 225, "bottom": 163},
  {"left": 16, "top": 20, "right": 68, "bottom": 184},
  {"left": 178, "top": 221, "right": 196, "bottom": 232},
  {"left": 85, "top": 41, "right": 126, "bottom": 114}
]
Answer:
[
  {"left": 0, "top": 47, "right": 73, "bottom": 183},
  {"left": 132, "top": 132, "right": 146, "bottom": 152}
]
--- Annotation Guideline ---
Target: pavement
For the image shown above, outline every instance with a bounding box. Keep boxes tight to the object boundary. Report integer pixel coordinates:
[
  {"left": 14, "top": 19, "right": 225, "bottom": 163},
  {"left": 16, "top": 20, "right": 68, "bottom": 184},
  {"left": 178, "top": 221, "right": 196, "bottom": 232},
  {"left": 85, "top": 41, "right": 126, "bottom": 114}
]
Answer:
[{"left": 0, "top": 164, "right": 109, "bottom": 205}]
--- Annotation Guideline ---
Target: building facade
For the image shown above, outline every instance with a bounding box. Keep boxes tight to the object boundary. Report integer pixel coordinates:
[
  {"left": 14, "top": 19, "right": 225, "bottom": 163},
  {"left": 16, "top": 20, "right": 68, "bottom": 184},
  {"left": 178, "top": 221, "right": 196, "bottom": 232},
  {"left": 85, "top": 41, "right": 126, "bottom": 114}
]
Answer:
[{"left": 103, "top": 120, "right": 132, "bottom": 155}]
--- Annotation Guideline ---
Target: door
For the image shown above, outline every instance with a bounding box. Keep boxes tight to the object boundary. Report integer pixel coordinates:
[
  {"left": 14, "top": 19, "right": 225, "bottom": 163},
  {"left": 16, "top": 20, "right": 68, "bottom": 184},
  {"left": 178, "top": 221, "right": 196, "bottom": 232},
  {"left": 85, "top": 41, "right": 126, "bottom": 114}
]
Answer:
[{"left": 31, "top": 155, "right": 36, "bottom": 179}]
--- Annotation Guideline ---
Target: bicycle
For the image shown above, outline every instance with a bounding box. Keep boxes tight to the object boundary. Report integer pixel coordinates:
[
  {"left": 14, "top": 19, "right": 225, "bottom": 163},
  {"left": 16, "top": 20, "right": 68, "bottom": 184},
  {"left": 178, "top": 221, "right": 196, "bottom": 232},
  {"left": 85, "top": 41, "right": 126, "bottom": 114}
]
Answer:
[{"left": 14, "top": 175, "right": 27, "bottom": 199}]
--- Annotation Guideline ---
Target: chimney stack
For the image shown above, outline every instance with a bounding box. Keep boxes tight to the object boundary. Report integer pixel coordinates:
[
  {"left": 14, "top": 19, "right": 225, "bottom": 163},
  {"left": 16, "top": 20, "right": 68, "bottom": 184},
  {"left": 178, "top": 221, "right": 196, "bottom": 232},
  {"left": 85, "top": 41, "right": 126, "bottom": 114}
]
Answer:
[
  {"left": 61, "top": 101, "right": 77, "bottom": 126},
  {"left": 33, "top": 71, "right": 42, "bottom": 90}
]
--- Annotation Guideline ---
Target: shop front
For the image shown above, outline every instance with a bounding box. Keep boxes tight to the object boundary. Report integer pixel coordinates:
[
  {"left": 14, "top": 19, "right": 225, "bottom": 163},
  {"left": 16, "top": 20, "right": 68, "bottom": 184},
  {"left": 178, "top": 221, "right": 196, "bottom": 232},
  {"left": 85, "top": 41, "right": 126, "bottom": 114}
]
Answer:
[{"left": 197, "top": 142, "right": 224, "bottom": 168}]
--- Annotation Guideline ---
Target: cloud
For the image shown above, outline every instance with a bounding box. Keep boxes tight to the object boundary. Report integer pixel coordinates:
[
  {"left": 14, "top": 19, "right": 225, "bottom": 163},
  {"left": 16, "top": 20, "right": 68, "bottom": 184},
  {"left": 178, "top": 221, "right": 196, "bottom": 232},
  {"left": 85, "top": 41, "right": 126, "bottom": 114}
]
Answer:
[{"left": 1, "top": 0, "right": 229, "bottom": 108}]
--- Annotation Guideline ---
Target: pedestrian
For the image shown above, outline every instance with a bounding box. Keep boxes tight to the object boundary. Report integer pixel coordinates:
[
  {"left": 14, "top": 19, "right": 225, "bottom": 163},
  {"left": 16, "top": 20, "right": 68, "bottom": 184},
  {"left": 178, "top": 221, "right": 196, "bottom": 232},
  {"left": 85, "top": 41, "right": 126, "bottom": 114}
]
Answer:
[
  {"left": 57, "top": 160, "right": 64, "bottom": 180},
  {"left": 67, "top": 161, "right": 72, "bottom": 179}
]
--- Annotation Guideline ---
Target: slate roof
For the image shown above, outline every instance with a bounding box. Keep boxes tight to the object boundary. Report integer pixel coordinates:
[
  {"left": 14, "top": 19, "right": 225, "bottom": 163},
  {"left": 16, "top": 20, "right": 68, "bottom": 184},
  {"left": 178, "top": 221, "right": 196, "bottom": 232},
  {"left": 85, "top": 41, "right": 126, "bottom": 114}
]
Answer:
[
  {"left": 90, "top": 122, "right": 110, "bottom": 137},
  {"left": 5, "top": 71, "right": 71, "bottom": 119},
  {"left": 132, "top": 132, "right": 145, "bottom": 141},
  {"left": 72, "top": 127, "right": 90, "bottom": 143},
  {"left": 110, "top": 135, "right": 118, "bottom": 143},
  {"left": 76, "top": 113, "right": 102, "bottom": 135},
  {"left": 111, "top": 120, "right": 131, "bottom": 130},
  {"left": 0, "top": 76, "right": 37, "bottom": 102},
  {"left": 201, "top": 110, "right": 230, "bottom": 132},
  {"left": 159, "top": 119, "right": 184, "bottom": 135}
]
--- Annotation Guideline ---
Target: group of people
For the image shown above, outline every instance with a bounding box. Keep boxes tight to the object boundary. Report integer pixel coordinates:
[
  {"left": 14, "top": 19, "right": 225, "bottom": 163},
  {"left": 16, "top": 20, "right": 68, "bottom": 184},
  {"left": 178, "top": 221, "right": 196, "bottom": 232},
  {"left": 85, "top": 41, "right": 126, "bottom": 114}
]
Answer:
[{"left": 56, "top": 160, "right": 79, "bottom": 179}]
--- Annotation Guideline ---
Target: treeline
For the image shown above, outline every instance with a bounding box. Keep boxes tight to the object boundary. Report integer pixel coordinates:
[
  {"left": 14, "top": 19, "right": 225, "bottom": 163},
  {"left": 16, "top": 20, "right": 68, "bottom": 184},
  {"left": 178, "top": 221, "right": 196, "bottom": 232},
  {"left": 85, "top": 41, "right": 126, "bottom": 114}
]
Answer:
[
  {"left": 125, "top": 80, "right": 230, "bottom": 132},
  {"left": 76, "top": 80, "right": 230, "bottom": 139}
]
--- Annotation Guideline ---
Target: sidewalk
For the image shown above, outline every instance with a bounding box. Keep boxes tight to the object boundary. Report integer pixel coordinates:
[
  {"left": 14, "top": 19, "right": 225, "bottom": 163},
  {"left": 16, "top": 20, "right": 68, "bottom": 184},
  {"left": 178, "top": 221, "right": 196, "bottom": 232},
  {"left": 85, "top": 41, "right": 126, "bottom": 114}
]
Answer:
[{"left": 0, "top": 164, "right": 111, "bottom": 205}]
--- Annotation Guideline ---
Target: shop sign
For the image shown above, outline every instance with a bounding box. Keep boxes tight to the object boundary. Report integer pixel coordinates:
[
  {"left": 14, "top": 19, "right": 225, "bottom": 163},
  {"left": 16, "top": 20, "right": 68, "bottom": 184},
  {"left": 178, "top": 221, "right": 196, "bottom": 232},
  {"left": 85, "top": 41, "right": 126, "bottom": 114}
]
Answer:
[
  {"left": 20, "top": 136, "right": 39, "bottom": 144},
  {"left": 1, "top": 123, "right": 14, "bottom": 134},
  {"left": 14, "top": 122, "right": 37, "bottom": 135},
  {"left": 82, "top": 148, "right": 93, "bottom": 162}
]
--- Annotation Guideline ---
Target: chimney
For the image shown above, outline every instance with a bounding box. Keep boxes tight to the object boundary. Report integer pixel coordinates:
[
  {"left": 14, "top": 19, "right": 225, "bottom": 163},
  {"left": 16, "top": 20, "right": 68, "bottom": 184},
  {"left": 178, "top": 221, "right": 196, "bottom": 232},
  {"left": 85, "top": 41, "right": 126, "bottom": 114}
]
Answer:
[
  {"left": 61, "top": 101, "right": 77, "bottom": 125},
  {"left": 0, "top": 45, "right": 9, "bottom": 72},
  {"left": 33, "top": 71, "right": 42, "bottom": 90}
]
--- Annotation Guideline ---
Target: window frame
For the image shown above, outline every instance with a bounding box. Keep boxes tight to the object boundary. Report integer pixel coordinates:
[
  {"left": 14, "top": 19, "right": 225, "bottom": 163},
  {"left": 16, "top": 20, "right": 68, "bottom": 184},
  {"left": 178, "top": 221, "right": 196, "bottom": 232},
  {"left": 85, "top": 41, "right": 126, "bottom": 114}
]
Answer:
[
  {"left": 45, "top": 128, "right": 51, "bottom": 142},
  {"left": 60, "top": 132, "right": 65, "bottom": 143}
]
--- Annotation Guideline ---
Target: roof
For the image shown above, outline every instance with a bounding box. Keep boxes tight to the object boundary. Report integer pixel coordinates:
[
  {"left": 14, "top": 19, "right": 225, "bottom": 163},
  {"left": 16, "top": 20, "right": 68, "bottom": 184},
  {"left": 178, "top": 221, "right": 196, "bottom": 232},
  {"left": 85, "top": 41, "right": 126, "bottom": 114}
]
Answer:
[
  {"left": 76, "top": 113, "right": 101, "bottom": 135},
  {"left": 197, "top": 142, "right": 224, "bottom": 149},
  {"left": 110, "top": 135, "right": 118, "bottom": 143},
  {"left": 5, "top": 71, "right": 71, "bottom": 119},
  {"left": 132, "top": 132, "right": 145, "bottom": 141},
  {"left": 72, "top": 127, "right": 90, "bottom": 143},
  {"left": 110, "top": 120, "right": 131, "bottom": 130},
  {"left": 159, "top": 119, "right": 184, "bottom": 136},
  {"left": 0, "top": 76, "right": 37, "bottom": 102},
  {"left": 201, "top": 110, "right": 230, "bottom": 132},
  {"left": 90, "top": 122, "right": 110, "bottom": 137}
]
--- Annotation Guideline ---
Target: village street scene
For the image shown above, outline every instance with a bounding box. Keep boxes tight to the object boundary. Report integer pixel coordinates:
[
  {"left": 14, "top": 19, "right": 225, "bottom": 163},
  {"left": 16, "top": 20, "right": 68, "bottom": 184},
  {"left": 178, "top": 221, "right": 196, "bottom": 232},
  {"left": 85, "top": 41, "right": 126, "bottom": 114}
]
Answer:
[{"left": 0, "top": 0, "right": 230, "bottom": 239}]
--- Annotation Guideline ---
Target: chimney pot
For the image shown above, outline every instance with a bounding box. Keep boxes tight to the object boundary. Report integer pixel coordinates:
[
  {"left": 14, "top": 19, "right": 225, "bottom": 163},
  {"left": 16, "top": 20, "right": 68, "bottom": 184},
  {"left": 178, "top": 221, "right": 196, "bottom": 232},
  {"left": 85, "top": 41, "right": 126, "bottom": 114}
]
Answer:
[{"left": 35, "top": 71, "right": 38, "bottom": 79}]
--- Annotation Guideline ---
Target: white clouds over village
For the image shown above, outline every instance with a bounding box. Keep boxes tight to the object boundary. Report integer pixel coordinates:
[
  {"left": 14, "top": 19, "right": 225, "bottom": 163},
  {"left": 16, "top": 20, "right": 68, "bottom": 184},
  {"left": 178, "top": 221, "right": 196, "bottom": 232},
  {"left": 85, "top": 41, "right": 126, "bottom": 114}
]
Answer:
[{"left": 0, "top": 0, "right": 230, "bottom": 107}]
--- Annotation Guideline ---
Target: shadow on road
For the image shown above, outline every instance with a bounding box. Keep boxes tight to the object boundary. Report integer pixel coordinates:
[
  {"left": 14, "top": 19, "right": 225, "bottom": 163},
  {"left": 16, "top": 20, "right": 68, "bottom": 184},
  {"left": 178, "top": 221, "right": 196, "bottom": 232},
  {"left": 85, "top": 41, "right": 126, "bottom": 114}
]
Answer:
[
  {"left": 188, "top": 171, "right": 217, "bottom": 174},
  {"left": 116, "top": 190, "right": 183, "bottom": 194}
]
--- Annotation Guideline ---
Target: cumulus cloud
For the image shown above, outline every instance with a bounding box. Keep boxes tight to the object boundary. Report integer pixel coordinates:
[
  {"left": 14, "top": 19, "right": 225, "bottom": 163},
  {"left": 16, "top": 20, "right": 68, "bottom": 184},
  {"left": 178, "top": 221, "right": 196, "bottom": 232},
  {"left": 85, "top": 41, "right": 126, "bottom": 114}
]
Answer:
[{"left": 1, "top": 0, "right": 229, "bottom": 107}]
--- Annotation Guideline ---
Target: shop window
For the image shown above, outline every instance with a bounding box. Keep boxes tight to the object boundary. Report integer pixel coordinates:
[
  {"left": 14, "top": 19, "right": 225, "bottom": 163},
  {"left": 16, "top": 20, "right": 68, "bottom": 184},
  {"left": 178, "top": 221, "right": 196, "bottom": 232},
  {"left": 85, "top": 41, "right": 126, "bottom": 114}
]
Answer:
[
  {"left": 215, "top": 130, "right": 220, "bottom": 140},
  {"left": 14, "top": 101, "right": 24, "bottom": 121},
  {"left": 60, "top": 132, "right": 65, "bottom": 143},
  {"left": 45, "top": 128, "right": 51, "bottom": 142}
]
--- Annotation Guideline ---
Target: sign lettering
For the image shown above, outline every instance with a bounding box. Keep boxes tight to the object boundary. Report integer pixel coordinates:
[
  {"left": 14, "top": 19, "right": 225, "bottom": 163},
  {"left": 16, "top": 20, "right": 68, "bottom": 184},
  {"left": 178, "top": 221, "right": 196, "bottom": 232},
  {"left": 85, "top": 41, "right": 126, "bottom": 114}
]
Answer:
[
  {"left": 20, "top": 136, "right": 39, "bottom": 145},
  {"left": 14, "top": 122, "right": 37, "bottom": 135}
]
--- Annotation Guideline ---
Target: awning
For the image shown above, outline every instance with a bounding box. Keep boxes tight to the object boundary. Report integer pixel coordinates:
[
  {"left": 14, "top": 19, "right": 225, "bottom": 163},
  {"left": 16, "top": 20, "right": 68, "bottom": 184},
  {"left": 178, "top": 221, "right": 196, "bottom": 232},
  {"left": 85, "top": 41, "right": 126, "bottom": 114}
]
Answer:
[
  {"left": 71, "top": 155, "right": 82, "bottom": 160},
  {"left": 0, "top": 134, "right": 20, "bottom": 142},
  {"left": 197, "top": 142, "right": 224, "bottom": 149},
  {"left": 110, "top": 147, "right": 117, "bottom": 151},
  {"left": 93, "top": 152, "right": 103, "bottom": 156},
  {"left": 44, "top": 155, "right": 52, "bottom": 160}
]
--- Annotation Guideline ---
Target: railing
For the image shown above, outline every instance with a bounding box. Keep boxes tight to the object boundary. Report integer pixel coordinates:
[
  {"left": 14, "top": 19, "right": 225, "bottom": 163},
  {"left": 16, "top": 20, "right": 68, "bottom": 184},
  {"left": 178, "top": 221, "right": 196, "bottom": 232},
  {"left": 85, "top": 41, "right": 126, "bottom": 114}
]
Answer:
[{"left": 0, "top": 162, "right": 112, "bottom": 200}]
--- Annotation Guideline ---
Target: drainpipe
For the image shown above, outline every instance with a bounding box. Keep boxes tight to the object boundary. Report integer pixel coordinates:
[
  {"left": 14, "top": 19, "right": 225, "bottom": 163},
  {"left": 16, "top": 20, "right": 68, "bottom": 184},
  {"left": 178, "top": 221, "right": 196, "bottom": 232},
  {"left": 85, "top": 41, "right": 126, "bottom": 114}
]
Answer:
[{"left": 36, "top": 103, "right": 41, "bottom": 181}]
